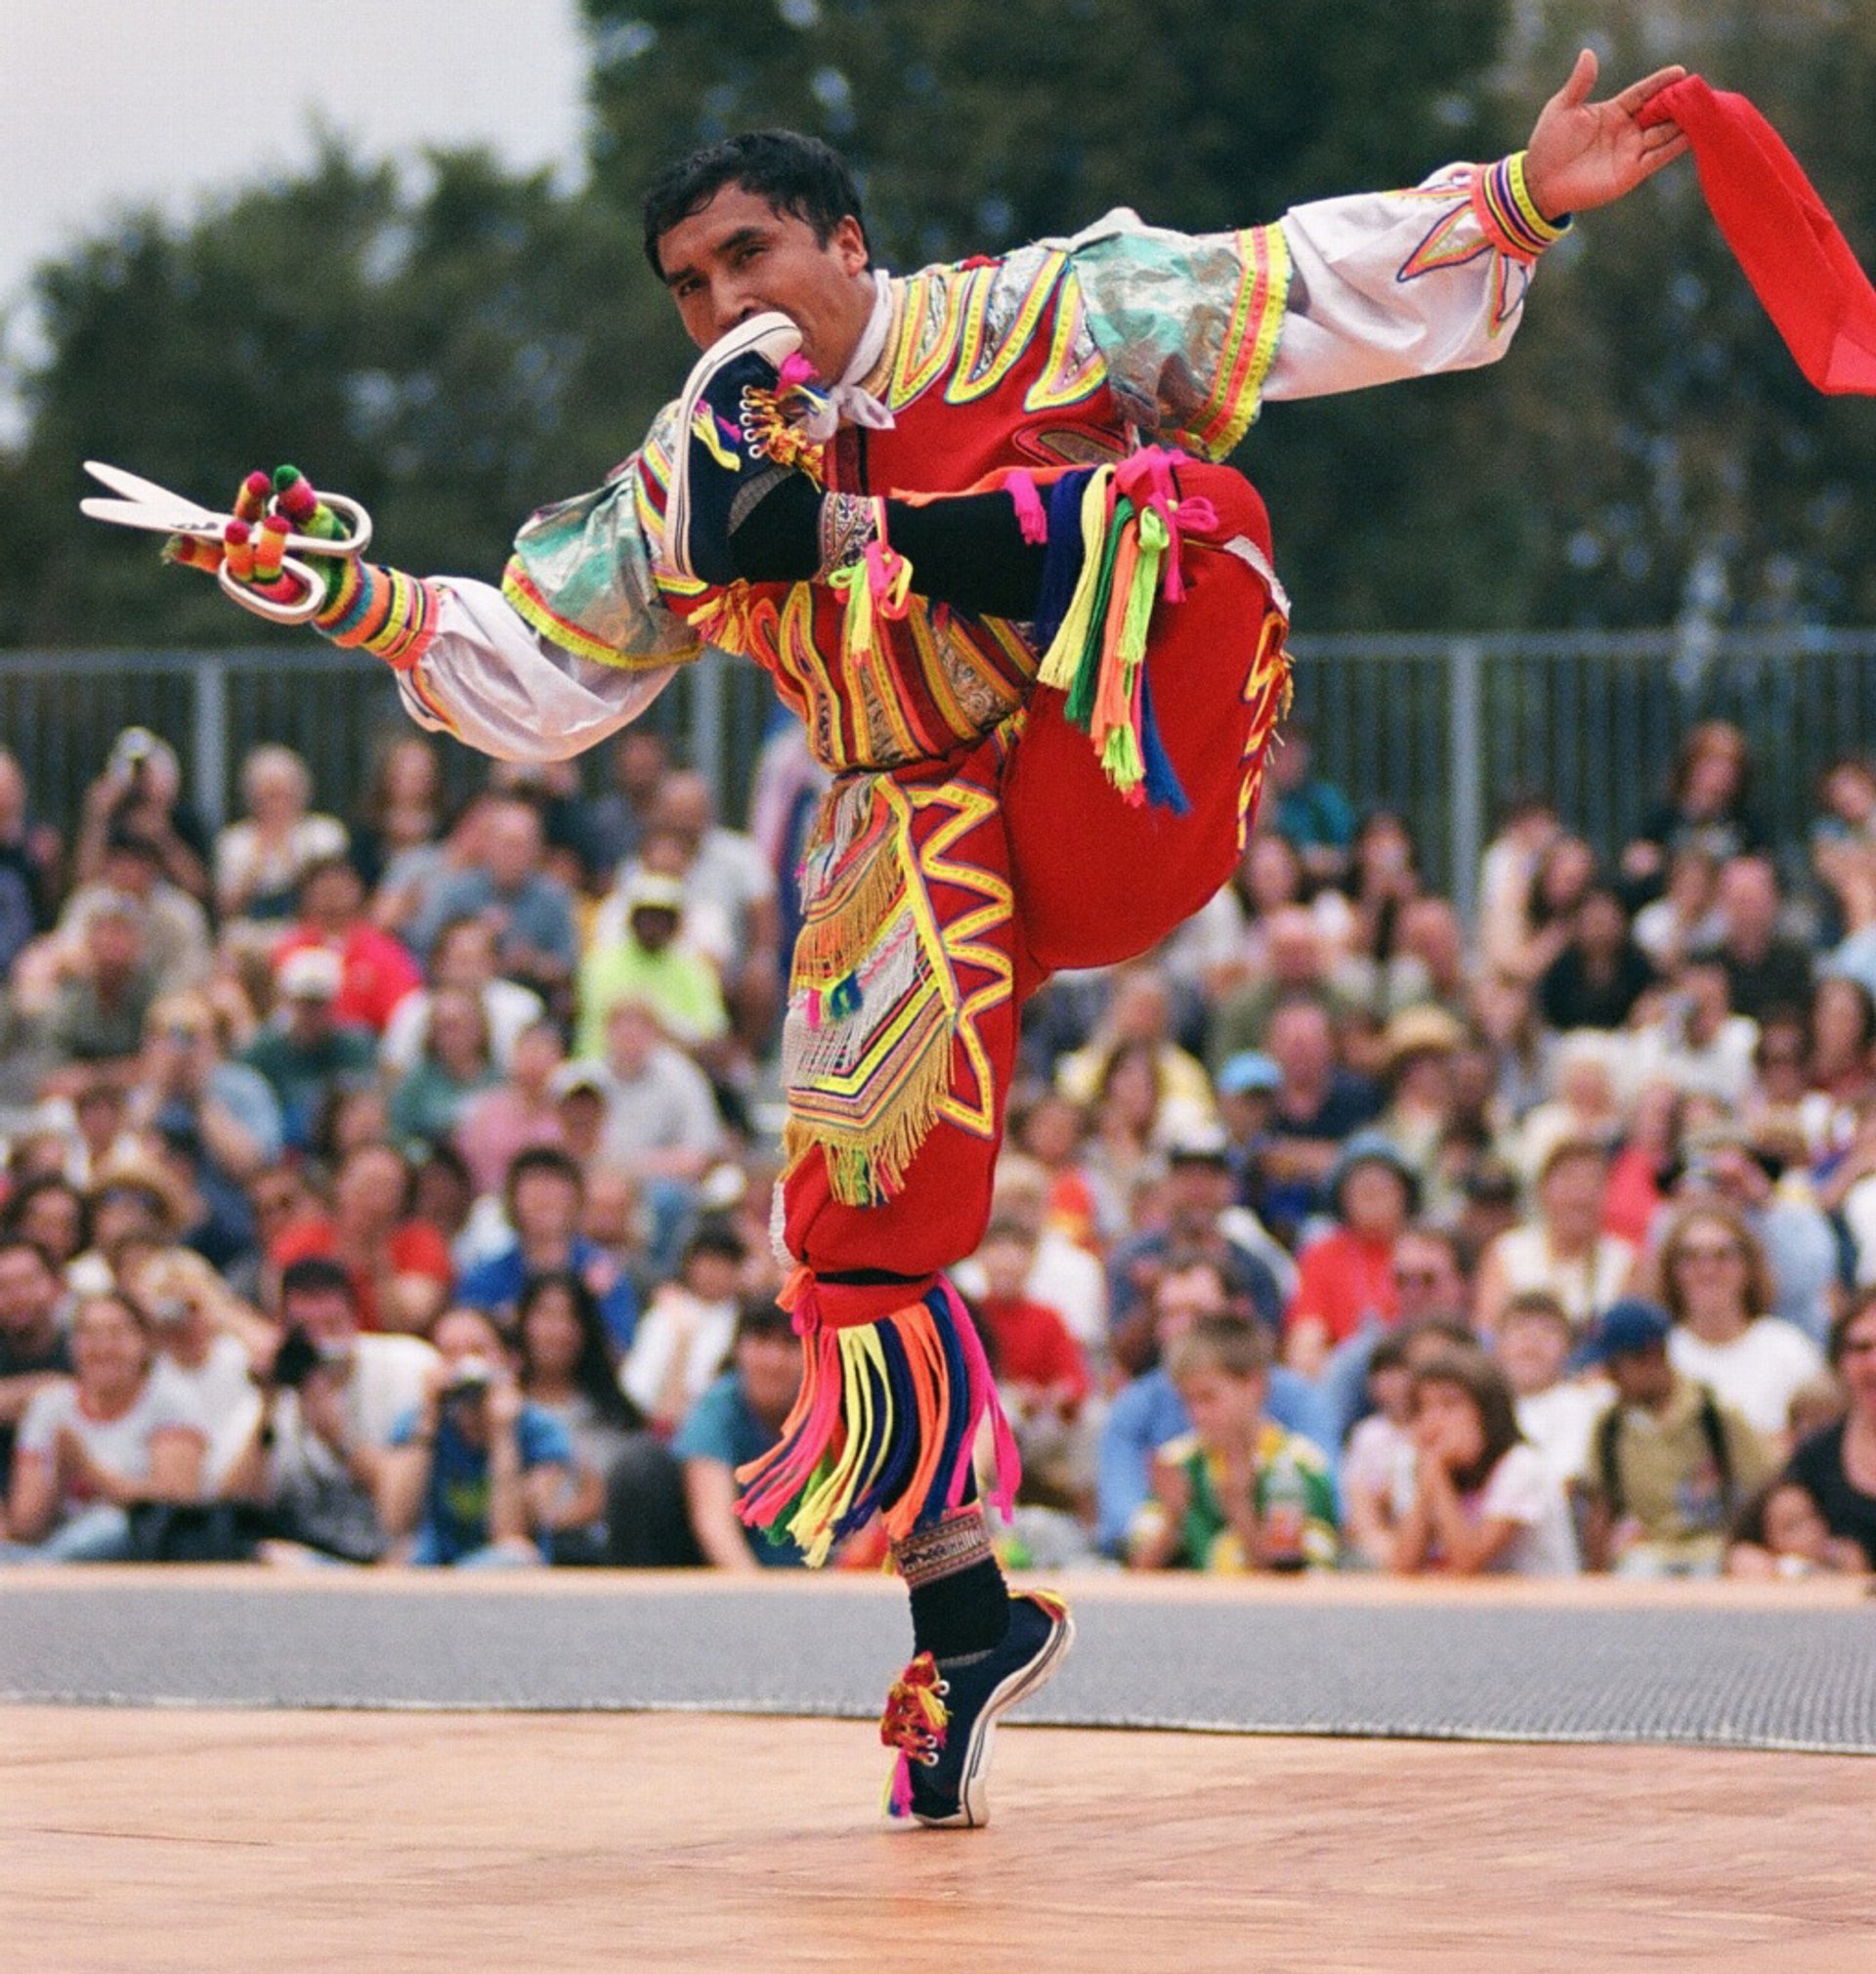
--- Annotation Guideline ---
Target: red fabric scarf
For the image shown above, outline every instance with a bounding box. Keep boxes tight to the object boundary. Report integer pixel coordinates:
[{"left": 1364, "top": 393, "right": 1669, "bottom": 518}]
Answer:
[{"left": 1641, "top": 75, "right": 1876, "bottom": 393}]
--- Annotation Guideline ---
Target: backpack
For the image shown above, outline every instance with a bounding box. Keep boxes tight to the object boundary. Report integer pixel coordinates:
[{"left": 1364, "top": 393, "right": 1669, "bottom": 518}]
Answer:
[{"left": 1595, "top": 1385, "right": 1736, "bottom": 1523}]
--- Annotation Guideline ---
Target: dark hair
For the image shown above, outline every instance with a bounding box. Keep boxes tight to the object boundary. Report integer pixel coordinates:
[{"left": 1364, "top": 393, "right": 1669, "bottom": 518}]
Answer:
[
  {"left": 684, "top": 1218, "right": 747, "bottom": 1266},
  {"left": 0, "top": 1173, "right": 92, "bottom": 1259},
  {"left": 1411, "top": 1347, "right": 1524, "bottom": 1493},
  {"left": 0, "top": 1233, "right": 60, "bottom": 1279},
  {"left": 279, "top": 1256, "right": 357, "bottom": 1309},
  {"left": 514, "top": 1269, "right": 638, "bottom": 1429},
  {"left": 1827, "top": 1290, "right": 1876, "bottom": 1368},
  {"left": 734, "top": 1296, "right": 795, "bottom": 1345},
  {"left": 1727, "top": 1474, "right": 1817, "bottom": 1550},
  {"left": 642, "top": 129, "right": 867, "bottom": 279},
  {"left": 505, "top": 1145, "right": 585, "bottom": 1205}
]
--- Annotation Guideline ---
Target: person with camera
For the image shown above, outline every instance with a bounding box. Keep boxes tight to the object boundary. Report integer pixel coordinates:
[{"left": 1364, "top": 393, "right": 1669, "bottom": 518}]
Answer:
[
  {"left": 228, "top": 1257, "right": 436, "bottom": 1566},
  {"left": 376, "top": 1306, "right": 575, "bottom": 1567},
  {"left": 71, "top": 729, "right": 210, "bottom": 909}
]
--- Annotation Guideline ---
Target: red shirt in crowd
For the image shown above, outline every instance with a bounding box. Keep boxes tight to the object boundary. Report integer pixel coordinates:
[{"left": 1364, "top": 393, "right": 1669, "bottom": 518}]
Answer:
[
  {"left": 977, "top": 1295, "right": 1092, "bottom": 1410},
  {"left": 271, "top": 1217, "right": 453, "bottom": 1332},
  {"left": 1283, "top": 1228, "right": 1399, "bottom": 1347},
  {"left": 273, "top": 923, "right": 422, "bottom": 1034}
]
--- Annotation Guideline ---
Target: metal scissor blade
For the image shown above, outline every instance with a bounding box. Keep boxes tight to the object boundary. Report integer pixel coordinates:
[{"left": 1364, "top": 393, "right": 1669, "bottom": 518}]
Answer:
[
  {"left": 80, "top": 495, "right": 226, "bottom": 538},
  {"left": 81, "top": 460, "right": 228, "bottom": 534}
]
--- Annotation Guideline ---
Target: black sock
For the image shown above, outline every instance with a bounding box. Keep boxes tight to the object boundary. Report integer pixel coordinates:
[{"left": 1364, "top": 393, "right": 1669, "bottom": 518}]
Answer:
[
  {"left": 909, "top": 1555, "right": 1012, "bottom": 1661},
  {"left": 728, "top": 474, "right": 1047, "bottom": 620}
]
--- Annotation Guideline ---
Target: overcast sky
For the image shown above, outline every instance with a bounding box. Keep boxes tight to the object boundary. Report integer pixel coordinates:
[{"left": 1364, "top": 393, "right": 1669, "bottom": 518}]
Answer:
[{"left": 0, "top": 1, "right": 590, "bottom": 427}]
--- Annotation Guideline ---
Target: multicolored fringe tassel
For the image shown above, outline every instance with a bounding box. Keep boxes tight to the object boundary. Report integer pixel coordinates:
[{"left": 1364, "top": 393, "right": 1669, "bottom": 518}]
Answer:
[
  {"left": 734, "top": 1274, "right": 1020, "bottom": 1568},
  {"left": 830, "top": 531, "right": 914, "bottom": 662},
  {"left": 879, "top": 1652, "right": 949, "bottom": 1818},
  {"left": 1031, "top": 446, "right": 1213, "bottom": 812}
]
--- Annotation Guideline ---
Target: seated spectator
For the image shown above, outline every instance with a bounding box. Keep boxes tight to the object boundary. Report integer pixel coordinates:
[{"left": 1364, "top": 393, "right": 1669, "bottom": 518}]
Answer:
[
  {"left": 1536, "top": 884, "right": 1655, "bottom": 1034},
  {"left": 272, "top": 1141, "right": 452, "bottom": 1335},
  {"left": 1282, "top": 1134, "right": 1416, "bottom": 1379},
  {"left": 377, "top": 1307, "right": 574, "bottom": 1567},
  {"left": 387, "top": 985, "right": 503, "bottom": 1149},
  {"left": 670, "top": 1298, "right": 805, "bottom": 1570},
  {"left": 1127, "top": 1315, "right": 1338, "bottom": 1572},
  {"left": 971, "top": 1216, "right": 1093, "bottom": 1511},
  {"left": 0, "top": 1174, "right": 90, "bottom": 1279},
  {"left": 1338, "top": 1319, "right": 1473, "bottom": 1569},
  {"left": 1253, "top": 994, "right": 1382, "bottom": 1240},
  {"left": 3, "top": 1289, "right": 206, "bottom": 1563},
  {"left": 1653, "top": 1205, "right": 1825, "bottom": 1444},
  {"left": 0, "top": 747, "right": 60, "bottom": 978},
  {"left": 0, "top": 1236, "right": 73, "bottom": 1479},
  {"left": 56, "top": 825, "right": 211, "bottom": 997},
  {"left": 576, "top": 871, "right": 730, "bottom": 1062},
  {"left": 380, "top": 914, "right": 545, "bottom": 1079},
  {"left": 1392, "top": 1347, "right": 1579, "bottom": 1575},
  {"left": 1077, "top": 1038, "right": 1173, "bottom": 1245},
  {"left": 1706, "top": 854, "right": 1813, "bottom": 1025},
  {"left": 1514, "top": 1030, "right": 1630, "bottom": 1181},
  {"left": 1009, "top": 1088, "right": 1107, "bottom": 1259},
  {"left": 1494, "top": 1290, "right": 1608, "bottom": 1488},
  {"left": 1266, "top": 720, "right": 1356, "bottom": 887},
  {"left": 122, "top": 1245, "right": 275, "bottom": 1491},
  {"left": 237, "top": 1257, "right": 437, "bottom": 1566},
  {"left": 1372, "top": 1006, "right": 1467, "bottom": 1194},
  {"left": 593, "top": 999, "right": 725, "bottom": 1268},
  {"left": 239, "top": 946, "right": 379, "bottom": 1152},
  {"left": 407, "top": 795, "right": 579, "bottom": 1010},
  {"left": 132, "top": 989, "right": 283, "bottom": 1186},
  {"left": 950, "top": 1153, "right": 1108, "bottom": 1355},
  {"left": 1498, "top": 830, "right": 1599, "bottom": 990},
  {"left": 1577, "top": 1299, "right": 1773, "bottom": 1576},
  {"left": 621, "top": 1223, "right": 746, "bottom": 1435},
  {"left": 1630, "top": 954, "right": 1759, "bottom": 1107},
  {"left": 1777, "top": 1297, "right": 1876, "bottom": 1569},
  {"left": 1632, "top": 847, "right": 1724, "bottom": 977},
  {"left": 1618, "top": 719, "right": 1767, "bottom": 899},
  {"left": 215, "top": 745, "right": 348, "bottom": 930},
  {"left": 453, "top": 1018, "right": 569, "bottom": 1199},
  {"left": 576, "top": 726, "right": 671, "bottom": 880},
  {"left": 1208, "top": 903, "right": 1359, "bottom": 1065},
  {"left": 1094, "top": 1254, "right": 1335, "bottom": 1558},
  {"left": 351, "top": 733, "right": 443, "bottom": 899},
  {"left": 457, "top": 1147, "right": 639, "bottom": 1351},
  {"left": 69, "top": 1153, "right": 189, "bottom": 1297},
  {"left": 637, "top": 769, "right": 782, "bottom": 1056},
  {"left": 35, "top": 891, "right": 161, "bottom": 1091},
  {"left": 272, "top": 855, "right": 421, "bottom": 1036},
  {"left": 71, "top": 729, "right": 211, "bottom": 907},
  {"left": 512, "top": 1270, "right": 648, "bottom": 1565},
  {"left": 1726, "top": 1478, "right": 1866, "bottom": 1578},
  {"left": 1054, "top": 966, "right": 1216, "bottom": 1130},
  {"left": 1667, "top": 1123, "right": 1837, "bottom": 1345},
  {"left": 1107, "top": 1127, "right": 1286, "bottom": 1369},
  {"left": 1474, "top": 1138, "right": 1636, "bottom": 1337}
]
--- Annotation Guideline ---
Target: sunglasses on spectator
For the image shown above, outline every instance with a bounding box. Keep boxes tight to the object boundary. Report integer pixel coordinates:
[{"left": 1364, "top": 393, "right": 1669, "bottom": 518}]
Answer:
[
  {"left": 1674, "top": 1241, "right": 1744, "bottom": 1263},
  {"left": 1392, "top": 1267, "right": 1442, "bottom": 1287}
]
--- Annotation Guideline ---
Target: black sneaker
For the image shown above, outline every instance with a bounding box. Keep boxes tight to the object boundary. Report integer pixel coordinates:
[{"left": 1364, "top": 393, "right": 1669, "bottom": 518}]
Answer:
[
  {"left": 879, "top": 1589, "right": 1075, "bottom": 1829},
  {"left": 664, "top": 310, "right": 804, "bottom": 585}
]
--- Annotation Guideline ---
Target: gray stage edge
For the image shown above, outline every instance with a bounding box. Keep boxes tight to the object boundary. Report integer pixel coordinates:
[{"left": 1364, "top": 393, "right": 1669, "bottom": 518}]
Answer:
[{"left": 3, "top": 1582, "right": 1874, "bottom": 1756}]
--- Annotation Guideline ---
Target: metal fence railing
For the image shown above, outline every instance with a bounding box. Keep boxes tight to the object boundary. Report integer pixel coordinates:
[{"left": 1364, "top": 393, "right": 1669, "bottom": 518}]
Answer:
[{"left": 6, "top": 631, "right": 1876, "bottom": 913}]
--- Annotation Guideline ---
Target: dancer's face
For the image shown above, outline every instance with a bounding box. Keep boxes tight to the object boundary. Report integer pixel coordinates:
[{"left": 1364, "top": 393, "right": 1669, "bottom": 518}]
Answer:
[{"left": 656, "top": 184, "right": 874, "bottom": 380}]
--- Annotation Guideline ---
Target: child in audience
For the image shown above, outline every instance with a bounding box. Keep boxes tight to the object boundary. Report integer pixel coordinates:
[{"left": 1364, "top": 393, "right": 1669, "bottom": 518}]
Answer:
[{"left": 1128, "top": 1314, "right": 1338, "bottom": 1572}]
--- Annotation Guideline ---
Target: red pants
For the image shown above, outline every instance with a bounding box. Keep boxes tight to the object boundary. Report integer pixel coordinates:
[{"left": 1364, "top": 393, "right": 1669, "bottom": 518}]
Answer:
[{"left": 782, "top": 462, "right": 1286, "bottom": 1309}]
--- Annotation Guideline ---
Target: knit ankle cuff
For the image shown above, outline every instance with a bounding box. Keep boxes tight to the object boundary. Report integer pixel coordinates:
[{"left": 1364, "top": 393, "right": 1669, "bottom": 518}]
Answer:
[
  {"left": 316, "top": 561, "right": 441, "bottom": 670},
  {"left": 891, "top": 1506, "right": 994, "bottom": 1590}
]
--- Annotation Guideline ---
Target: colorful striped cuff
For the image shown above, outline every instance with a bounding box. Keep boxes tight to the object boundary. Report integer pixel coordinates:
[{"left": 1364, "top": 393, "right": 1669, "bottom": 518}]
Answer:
[
  {"left": 314, "top": 560, "right": 439, "bottom": 670},
  {"left": 1471, "top": 151, "right": 1571, "bottom": 262}
]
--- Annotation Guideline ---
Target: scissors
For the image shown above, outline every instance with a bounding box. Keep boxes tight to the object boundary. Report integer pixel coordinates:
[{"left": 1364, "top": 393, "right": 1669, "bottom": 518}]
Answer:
[{"left": 79, "top": 460, "right": 373, "bottom": 624}]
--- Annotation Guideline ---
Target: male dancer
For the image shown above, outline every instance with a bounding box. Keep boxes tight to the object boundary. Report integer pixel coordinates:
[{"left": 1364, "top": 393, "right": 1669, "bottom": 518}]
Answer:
[{"left": 171, "top": 50, "right": 1686, "bottom": 1825}]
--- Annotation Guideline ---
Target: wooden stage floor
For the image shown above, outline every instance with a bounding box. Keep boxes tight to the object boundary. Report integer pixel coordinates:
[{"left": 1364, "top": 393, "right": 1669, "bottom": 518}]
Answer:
[{"left": 7, "top": 1704, "right": 1872, "bottom": 1973}]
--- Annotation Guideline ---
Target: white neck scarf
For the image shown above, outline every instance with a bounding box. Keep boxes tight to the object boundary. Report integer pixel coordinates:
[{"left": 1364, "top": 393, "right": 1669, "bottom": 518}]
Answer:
[{"left": 802, "top": 271, "right": 896, "bottom": 437}]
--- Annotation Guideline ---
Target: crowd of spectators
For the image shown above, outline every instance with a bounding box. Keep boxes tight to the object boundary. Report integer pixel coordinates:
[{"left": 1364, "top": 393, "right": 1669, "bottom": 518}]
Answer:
[{"left": 3, "top": 710, "right": 1876, "bottom": 1585}]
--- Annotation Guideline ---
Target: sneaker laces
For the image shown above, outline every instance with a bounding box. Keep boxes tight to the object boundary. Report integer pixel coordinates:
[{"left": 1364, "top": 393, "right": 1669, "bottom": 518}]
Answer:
[{"left": 879, "top": 1652, "right": 950, "bottom": 1819}]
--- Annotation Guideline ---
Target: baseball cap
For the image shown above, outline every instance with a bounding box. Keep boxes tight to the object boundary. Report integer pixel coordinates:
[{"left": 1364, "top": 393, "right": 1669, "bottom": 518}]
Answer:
[
  {"left": 276, "top": 946, "right": 343, "bottom": 1002},
  {"left": 625, "top": 872, "right": 686, "bottom": 915},
  {"left": 1582, "top": 1298, "right": 1673, "bottom": 1364},
  {"left": 1166, "top": 1122, "right": 1233, "bottom": 1165},
  {"left": 1216, "top": 1051, "right": 1282, "bottom": 1098},
  {"left": 550, "top": 1059, "right": 610, "bottom": 1100}
]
